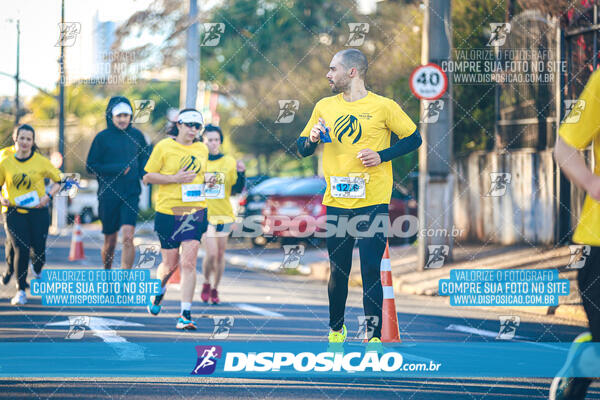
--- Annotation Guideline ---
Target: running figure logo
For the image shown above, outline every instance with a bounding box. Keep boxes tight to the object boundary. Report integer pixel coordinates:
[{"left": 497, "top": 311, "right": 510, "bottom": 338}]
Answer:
[
  {"left": 567, "top": 245, "right": 591, "bottom": 269},
  {"left": 355, "top": 315, "right": 379, "bottom": 340},
  {"left": 210, "top": 316, "right": 234, "bottom": 339},
  {"left": 563, "top": 100, "right": 586, "bottom": 124},
  {"left": 192, "top": 345, "right": 222, "bottom": 375},
  {"left": 486, "top": 173, "right": 511, "bottom": 197},
  {"left": 346, "top": 23, "right": 370, "bottom": 46},
  {"left": 135, "top": 244, "right": 160, "bottom": 269},
  {"left": 487, "top": 23, "right": 511, "bottom": 46},
  {"left": 275, "top": 100, "right": 299, "bottom": 123},
  {"left": 282, "top": 244, "right": 305, "bottom": 269},
  {"left": 425, "top": 245, "right": 449, "bottom": 269},
  {"left": 201, "top": 23, "right": 225, "bottom": 46},
  {"left": 55, "top": 22, "right": 81, "bottom": 47},
  {"left": 57, "top": 173, "right": 81, "bottom": 198},
  {"left": 171, "top": 212, "right": 198, "bottom": 240},
  {"left": 66, "top": 315, "right": 90, "bottom": 340},
  {"left": 133, "top": 100, "right": 155, "bottom": 123},
  {"left": 497, "top": 315, "right": 520, "bottom": 340},
  {"left": 421, "top": 100, "right": 444, "bottom": 123}
]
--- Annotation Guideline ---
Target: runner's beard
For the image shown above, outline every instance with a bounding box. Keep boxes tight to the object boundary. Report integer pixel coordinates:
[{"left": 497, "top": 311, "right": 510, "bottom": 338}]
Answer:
[{"left": 331, "top": 79, "right": 350, "bottom": 94}]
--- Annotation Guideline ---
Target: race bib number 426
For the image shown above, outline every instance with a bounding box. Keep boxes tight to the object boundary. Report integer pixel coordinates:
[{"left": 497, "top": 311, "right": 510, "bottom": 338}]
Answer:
[{"left": 330, "top": 176, "right": 366, "bottom": 199}]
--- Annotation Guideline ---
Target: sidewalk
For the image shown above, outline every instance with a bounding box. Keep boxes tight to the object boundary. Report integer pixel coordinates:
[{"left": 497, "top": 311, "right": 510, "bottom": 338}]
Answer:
[{"left": 307, "top": 243, "right": 587, "bottom": 324}]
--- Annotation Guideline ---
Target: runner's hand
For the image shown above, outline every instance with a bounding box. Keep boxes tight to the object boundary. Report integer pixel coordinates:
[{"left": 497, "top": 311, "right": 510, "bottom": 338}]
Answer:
[
  {"left": 0, "top": 196, "right": 9, "bottom": 206},
  {"left": 172, "top": 168, "right": 196, "bottom": 184},
  {"left": 309, "top": 118, "right": 327, "bottom": 143},
  {"left": 205, "top": 173, "right": 217, "bottom": 187},
  {"left": 357, "top": 148, "right": 381, "bottom": 167},
  {"left": 586, "top": 176, "right": 600, "bottom": 201},
  {"left": 36, "top": 195, "right": 50, "bottom": 208},
  {"left": 237, "top": 160, "right": 246, "bottom": 172}
]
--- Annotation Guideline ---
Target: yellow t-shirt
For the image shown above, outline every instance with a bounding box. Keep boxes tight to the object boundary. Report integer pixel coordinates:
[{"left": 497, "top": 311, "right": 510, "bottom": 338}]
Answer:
[
  {"left": 559, "top": 69, "right": 600, "bottom": 245},
  {"left": 144, "top": 138, "right": 209, "bottom": 215},
  {"left": 0, "top": 151, "right": 61, "bottom": 212},
  {"left": 300, "top": 91, "right": 416, "bottom": 208},
  {"left": 0, "top": 146, "right": 15, "bottom": 161},
  {"left": 206, "top": 154, "right": 238, "bottom": 225}
]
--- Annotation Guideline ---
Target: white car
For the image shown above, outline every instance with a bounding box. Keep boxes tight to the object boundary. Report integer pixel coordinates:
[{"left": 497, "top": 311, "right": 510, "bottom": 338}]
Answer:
[{"left": 67, "top": 179, "right": 99, "bottom": 224}]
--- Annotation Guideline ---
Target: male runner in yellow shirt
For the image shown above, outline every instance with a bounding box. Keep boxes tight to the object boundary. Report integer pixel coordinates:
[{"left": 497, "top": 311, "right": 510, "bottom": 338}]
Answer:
[
  {"left": 297, "top": 49, "right": 421, "bottom": 343},
  {"left": 552, "top": 69, "right": 600, "bottom": 400}
]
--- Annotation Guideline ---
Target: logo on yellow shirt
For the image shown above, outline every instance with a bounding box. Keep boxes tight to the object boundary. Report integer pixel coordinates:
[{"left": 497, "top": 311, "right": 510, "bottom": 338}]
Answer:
[
  {"left": 180, "top": 155, "right": 202, "bottom": 173},
  {"left": 15, "top": 173, "right": 32, "bottom": 190},
  {"left": 334, "top": 114, "right": 363, "bottom": 144}
]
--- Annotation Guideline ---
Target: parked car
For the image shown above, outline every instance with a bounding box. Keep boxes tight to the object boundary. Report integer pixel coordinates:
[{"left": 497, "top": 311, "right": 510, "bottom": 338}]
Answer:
[
  {"left": 389, "top": 184, "right": 418, "bottom": 244},
  {"left": 67, "top": 179, "right": 99, "bottom": 224},
  {"left": 262, "top": 178, "right": 418, "bottom": 246},
  {"left": 237, "top": 177, "right": 298, "bottom": 246},
  {"left": 262, "top": 177, "right": 327, "bottom": 246}
]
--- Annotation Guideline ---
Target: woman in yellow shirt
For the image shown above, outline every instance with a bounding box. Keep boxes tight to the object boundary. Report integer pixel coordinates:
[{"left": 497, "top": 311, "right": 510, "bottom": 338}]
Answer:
[
  {"left": 143, "top": 109, "right": 215, "bottom": 330},
  {"left": 201, "top": 125, "right": 245, "bottom": 304},
  {"left": 0, "top": 124, "right": 61, "bottom": 305}
]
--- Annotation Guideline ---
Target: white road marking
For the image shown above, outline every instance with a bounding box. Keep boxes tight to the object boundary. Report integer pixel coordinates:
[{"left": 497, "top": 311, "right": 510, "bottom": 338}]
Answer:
[
  {"left": 445, "top": 324, "right": 566, "bottom": 351},
  {"left": 445, "top": 324, "right": 527, "bottom": 340},
  {"left": 234, "top": 303, "right": 284, "bottom": 318},
  {"left": 47, "top": 317, "right": 145, "bottom": 360}
]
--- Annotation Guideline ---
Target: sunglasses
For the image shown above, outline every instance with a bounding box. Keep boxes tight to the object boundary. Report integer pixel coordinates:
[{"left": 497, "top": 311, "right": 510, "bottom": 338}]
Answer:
[{"left": 183, "top": 122, "right": 202, "bottom": 130}]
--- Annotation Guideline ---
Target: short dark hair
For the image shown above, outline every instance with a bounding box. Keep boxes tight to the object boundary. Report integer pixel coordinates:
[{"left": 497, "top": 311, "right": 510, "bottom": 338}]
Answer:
[
  {"left": 337, "top": 49, "right": 368, "bottom": 79},
  {"left": 203, "top": 124, "right": 223, "bottom": 142},
  {"left": 14, "top": 124, "right": 38, "bottom": 153}
]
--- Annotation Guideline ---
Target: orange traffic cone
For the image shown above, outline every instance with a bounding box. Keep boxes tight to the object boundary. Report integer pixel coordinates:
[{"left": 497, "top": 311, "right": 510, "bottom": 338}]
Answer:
[
  {"left": 167, "top": 265, "right": 181, "bottom": 284},
  {"left": 381, "top": 241, "right": 401, "bottom": 342},
  {"left": 69, "top": 215, "right": 85, "bottom": 261}
]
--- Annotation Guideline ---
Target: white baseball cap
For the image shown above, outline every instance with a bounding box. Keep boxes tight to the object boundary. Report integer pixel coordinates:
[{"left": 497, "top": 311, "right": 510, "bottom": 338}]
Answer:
[
  {"left": 111, "top": 102, "right": 133, "bottom": 116},
  {"left": 178, "top": 110, "right": 204, "bottom": 125}
]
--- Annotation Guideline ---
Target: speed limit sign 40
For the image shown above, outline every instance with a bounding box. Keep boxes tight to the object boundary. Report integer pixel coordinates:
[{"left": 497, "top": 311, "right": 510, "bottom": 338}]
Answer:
[{"left": 409, "top": 63, "right": 448, "bottom": 100}]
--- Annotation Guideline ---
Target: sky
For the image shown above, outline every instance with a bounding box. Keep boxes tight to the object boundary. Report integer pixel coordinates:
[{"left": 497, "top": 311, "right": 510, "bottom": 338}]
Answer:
[
  {"left": 0, "top": 0, "right": 154, "bottom": 98},
  {"left": 0, "top": 0, "right": 377, "bottom": 100}
]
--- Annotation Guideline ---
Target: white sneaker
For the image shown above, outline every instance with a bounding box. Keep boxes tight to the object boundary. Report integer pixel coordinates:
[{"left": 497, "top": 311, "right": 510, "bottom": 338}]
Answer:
[{"left": 10, "top": 290, "right": 27, "bottom": 305}]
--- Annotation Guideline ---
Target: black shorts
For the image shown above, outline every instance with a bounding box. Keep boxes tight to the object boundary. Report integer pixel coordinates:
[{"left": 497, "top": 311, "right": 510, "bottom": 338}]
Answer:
[
  {"left": 577, "top": 245, "right": 600, "bottom": 341},
  {"left": 154, "top": 209, "right": 208, "bottom": 249},
  {"left": 98, "top": 195, "right": 139, "bottom": 235}
]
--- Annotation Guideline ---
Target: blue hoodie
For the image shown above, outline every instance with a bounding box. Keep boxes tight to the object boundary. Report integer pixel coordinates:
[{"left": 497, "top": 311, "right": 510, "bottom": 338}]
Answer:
[{"left": 86, "top": 96, "right": 150, "bottom": 200}]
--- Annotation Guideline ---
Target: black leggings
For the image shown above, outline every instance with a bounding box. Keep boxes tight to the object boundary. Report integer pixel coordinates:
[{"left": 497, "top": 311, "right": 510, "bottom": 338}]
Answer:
[
  {"left": 578, "top": 246, "right": 600, "bottom": 341},
  {"left": 326, "top": 204, "right": 388, "bottom": 339},
  {"left": 4, "top": 208, "right": 50, "bottom": 290}
]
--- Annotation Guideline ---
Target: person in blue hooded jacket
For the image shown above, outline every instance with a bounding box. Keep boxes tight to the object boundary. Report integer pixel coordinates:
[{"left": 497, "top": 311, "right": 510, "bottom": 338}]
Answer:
[{"left": 86, "top": 96, "right": 150, "bottom": 269}]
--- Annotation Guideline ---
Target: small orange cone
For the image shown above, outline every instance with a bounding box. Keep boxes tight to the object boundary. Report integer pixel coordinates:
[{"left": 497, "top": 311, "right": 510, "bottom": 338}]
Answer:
[
  {"left": 167, "top": 265, "right": 181, "bottom": 284},
  {"left": 69, "top": 215, "right": 85, "bottom": 261},
  {"left": 381, "top": 241, "right": 401, "bottom": 342}
]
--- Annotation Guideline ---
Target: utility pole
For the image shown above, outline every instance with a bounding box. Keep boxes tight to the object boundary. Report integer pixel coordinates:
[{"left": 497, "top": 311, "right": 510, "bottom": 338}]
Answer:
[
  {"left": 52, "top": 0, "right": 68, "bottom": 234},
  {"left": 417, "top": 0, "right": 454, "bottom": 270},
  {"left": 180, "top": 0, "right": 200, "bottom": 108},
  {"left": 58, "top": 0, "right": 66, "bottom": 170},
  {"left": 14, "top": 19, "right": 20, "bottom": 126}
]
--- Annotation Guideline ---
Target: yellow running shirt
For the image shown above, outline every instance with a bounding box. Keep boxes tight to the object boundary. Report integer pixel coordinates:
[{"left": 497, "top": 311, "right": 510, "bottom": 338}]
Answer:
[
  {"left": 300, "top": 91, "right": 416, "bottom": 209},
  {"left": 0, "top": 146, "right": 15, "bottom": 161},
  {"left": 206, "top": 154, "right": 238, "bottom": 225},
  {"left": 0, "top": 151, "right": 61, "bottom": 212},
  {"left": 559, "top": 69, "right": 600, "bottom": 245},
  {"left": 144, "top": 138, "right": 209, "bottom": 215}
]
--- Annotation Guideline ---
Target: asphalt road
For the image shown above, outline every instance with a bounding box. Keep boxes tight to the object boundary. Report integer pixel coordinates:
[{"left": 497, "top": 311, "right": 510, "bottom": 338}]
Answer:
[{"left": 0, "top": 233, "right": 598, "bottom": 399}]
